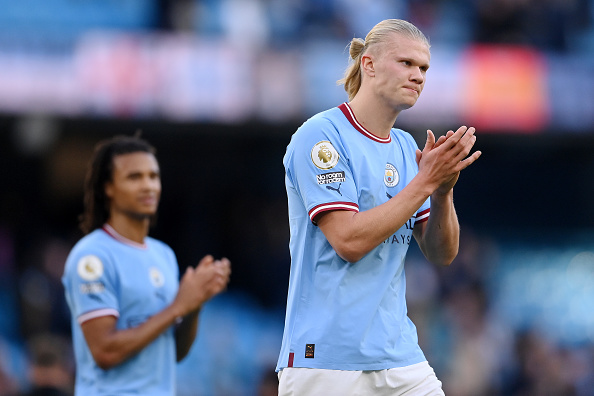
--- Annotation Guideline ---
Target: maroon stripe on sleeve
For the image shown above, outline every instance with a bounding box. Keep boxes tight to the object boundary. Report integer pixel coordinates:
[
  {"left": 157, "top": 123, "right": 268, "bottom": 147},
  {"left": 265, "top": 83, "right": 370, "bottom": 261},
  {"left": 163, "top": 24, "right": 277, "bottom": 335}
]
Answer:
[
  {"left": 415, "top": 208, "right": 430, "bottom": 223},
  {"left": 308, "top": 202, "right": 359, "bottom": 223}
]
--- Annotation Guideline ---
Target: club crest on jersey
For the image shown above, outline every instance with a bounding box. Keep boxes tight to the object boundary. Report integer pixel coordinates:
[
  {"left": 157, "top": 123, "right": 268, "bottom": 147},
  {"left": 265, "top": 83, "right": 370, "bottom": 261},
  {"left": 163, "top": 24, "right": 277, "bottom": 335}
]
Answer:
[
  {"left": 77, "top": 255, "right": 103, "bottom": 281},
  {"left": 385, "top": 163, "right": 399, "bottom": 187},
  {"left": 149, "top": 267, "right": 165, "bottom": 288},
  {"left": 311, "top": 141, "right": 339, "bottom": 170}
]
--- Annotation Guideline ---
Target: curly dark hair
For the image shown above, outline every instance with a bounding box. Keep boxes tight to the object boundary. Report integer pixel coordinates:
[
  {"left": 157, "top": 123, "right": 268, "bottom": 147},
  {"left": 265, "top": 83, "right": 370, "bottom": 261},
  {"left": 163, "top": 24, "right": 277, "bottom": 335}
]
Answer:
[{"left": 79, "top": 135, "right": 156, "bottom": 235}]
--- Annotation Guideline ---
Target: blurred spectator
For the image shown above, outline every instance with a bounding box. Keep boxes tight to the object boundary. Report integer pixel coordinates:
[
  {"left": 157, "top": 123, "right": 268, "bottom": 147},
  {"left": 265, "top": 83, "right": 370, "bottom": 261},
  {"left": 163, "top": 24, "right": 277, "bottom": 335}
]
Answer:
[
  {"left": 474, "top": 0, "right": 592, "bottom": 52},
  {"left": 506, "top": 331, "right": 577, "bottom": 396},
  {"left": 0, "top": 226, "right": 20, "bottom": 341},
  {"left": 19, "top": 334, "right": 74, "bottom": 396},
  {"left": 17, "top": 237, "right": 72, "bottom": 339},
  {"left": 257, "top": 368, "right": 279, "bottom": 396},
  {"left": 574, "top": 345, "right": 594, "bottom": 395},
  {"left": 0, "top": 337, "right": 27, "bottom": 396},
  {"left": 0, "top": 363, "right": 19, "bottom": 396},
  {"left": 441, "top": 283, "right": 513, "bottom": 396}
]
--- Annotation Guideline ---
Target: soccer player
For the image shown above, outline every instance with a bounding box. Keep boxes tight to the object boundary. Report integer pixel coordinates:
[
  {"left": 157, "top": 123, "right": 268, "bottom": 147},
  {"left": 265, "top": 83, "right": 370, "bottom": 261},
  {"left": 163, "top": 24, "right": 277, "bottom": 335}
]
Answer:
[
  {"left": 62, "top": 135, "right": 231, "bottom": 396},
  {"left": 276, "top": 19, "right": 481, "bottom": 395}
]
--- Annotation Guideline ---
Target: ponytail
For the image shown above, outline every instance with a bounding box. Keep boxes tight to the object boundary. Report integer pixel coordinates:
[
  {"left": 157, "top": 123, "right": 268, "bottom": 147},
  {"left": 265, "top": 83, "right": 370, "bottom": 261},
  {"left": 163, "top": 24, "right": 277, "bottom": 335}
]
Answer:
[{"left": 337, "top": 38, "right": 366, "bottom": 101}]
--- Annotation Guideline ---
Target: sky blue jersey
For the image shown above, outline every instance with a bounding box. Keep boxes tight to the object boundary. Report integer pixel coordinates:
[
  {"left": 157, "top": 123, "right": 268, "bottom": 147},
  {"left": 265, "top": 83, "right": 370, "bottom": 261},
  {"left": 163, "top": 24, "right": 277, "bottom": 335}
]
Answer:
[
  {"left": 62, "top": 225, "right": 179, "bottom": 396},
  {"left": 277, "top": 103, "right": 431, "bottom": 371}
]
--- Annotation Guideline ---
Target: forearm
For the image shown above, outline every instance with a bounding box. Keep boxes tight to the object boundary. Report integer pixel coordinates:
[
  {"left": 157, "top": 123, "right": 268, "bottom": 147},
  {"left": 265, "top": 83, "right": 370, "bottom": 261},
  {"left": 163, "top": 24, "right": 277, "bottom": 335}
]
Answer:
[
  {"left": 86, "top": 303, "right": 184, "bottom": 370},
  {"left": 318, "top": 176, "right": 433, "bottom": 262},
  {"left": 175, "top": 309, "right": 199, "bottom": 362},
  {"left": 418, "top": 190, "right": 459, "bottom": 265}
]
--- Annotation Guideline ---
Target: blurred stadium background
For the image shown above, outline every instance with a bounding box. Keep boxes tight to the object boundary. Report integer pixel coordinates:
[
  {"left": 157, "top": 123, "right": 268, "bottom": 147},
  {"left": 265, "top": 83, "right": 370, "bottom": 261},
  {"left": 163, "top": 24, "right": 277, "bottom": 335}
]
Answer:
[{"left": 1, "top": 0, "right": 594, "bottom": 395}]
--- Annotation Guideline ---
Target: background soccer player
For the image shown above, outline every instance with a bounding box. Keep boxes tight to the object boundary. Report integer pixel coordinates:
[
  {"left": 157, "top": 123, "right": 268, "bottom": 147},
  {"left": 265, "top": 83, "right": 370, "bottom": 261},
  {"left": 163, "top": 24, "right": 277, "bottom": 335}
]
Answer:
[
  {"left": 276, "top": 19, "right": 481, "bottom": 395},
  {"left": 62, "top": 135, "right": 231, "bottom": 395}
]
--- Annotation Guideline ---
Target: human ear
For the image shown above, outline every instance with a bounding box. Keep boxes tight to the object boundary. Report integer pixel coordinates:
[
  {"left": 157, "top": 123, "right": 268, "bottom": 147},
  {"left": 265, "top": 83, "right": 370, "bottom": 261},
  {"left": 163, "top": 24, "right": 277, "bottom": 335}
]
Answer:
[
  {"left": 361, "top": 55, "right": 375, "bottom": 77},
  {"left": 104, "top": 182, "right": 114, "bottom": 199}
]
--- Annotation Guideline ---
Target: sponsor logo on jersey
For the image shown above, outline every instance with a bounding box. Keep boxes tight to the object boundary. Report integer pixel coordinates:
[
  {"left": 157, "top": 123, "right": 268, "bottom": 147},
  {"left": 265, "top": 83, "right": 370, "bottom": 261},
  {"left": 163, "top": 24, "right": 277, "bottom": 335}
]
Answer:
[
  {"left": 326, "top": 183, "right": 342, "bottom": 197},
  {"left": 311, "top": 141, "right": 339, "bottom": 170},
  {"left": 384, "top": 163, "right": 399, "bottom": 187},
  {"left": 149, "top": 267, "right": 165, "bottom": 287},
  {"left": 316, "top": 171, "right": 345, "bottom": 185},
  {"left": 77, "top": 255, "right": 103, "bottom": 281},
  {"left": 325, "top": 183, "right": 343, "bottom": 196}
]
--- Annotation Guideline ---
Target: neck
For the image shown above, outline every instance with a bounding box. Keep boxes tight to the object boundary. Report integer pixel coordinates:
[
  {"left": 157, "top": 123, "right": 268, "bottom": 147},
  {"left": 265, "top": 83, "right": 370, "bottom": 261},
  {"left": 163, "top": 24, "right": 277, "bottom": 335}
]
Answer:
[
  {"left": 106, "top": 213, "right": 150, "bottom": 244},
  {"left": 349, "top": 93, "right": 400, "bottom": 139}
]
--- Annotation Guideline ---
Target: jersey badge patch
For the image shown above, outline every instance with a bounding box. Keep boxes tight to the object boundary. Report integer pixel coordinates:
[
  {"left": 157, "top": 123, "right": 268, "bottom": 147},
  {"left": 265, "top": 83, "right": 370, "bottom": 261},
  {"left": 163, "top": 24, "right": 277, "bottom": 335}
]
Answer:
[
  {"left": 385, "top": 163, "right": 399, "bottom": 187},
  {"left": 316, "top": 171, "right": 345, "bottom": 185},
  {"left": 311, "top": 141, "right": 339, "bottom": 170},
  {"left": 77, "top": 255, "right": 103, "bottom": 281},
  {"left": 79, "top": 282, "right": 105, "bottom": 294},
  {"left": 149, "top": 267, "right": 165, "bottom": 288}
]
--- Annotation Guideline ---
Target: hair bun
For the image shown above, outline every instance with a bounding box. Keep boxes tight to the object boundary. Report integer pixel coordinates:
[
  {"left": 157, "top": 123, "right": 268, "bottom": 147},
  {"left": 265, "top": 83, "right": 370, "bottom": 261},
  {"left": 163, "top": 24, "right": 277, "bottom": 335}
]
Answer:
[{"left": 349, "top": 38, "right": 366, "bottom": 59}]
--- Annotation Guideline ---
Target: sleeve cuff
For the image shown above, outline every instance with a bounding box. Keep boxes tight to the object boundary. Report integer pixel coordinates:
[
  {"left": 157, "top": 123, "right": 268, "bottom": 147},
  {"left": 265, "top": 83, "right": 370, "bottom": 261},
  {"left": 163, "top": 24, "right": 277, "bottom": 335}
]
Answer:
[
  {"left": 77, "top": 308, "right": 119, "bottom": 325},
  {"left": 308, "top": 202, "right": 359, "bottom": 224}
]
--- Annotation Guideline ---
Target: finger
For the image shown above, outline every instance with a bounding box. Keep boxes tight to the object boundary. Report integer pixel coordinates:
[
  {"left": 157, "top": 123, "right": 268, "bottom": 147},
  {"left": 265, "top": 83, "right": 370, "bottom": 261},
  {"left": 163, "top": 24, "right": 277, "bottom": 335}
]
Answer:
[
  {"left": 441, "top": 126, "right": 468, "bottom": 150},
  {"left": 216, "top": 257, "right": 231, "bottom": 267},
  {"left": 181, "top": 266, "right": 194, "bottom": 280},
  {"left": 216, "top": 265, "right": 231, "bottom": 279},
  {"left": 217, "top": 258, "right": 231, "bottom": 274},
  {"left": 458, "top": 127, "right": 476, "bottom": 148},
  {"left": 197, "top": 254, "right": 214, "bottom": 267},
  {"left": 450, "top": 128, "right": 477, "bottom": 159},
  {"left": 423, "top": 130, "right": 436, "bottom": 153},
  {"left": 433, "top": 134, "right": 448, "bottom": 149},
  {"left": 415, "top": 149, "right": 422, "bottom": 166},
  {"left": 454, "top": 132, "right": 478, "bottom": 161},
  {"left": 456, "top": 150, "right": 482, "bottom": 171}
]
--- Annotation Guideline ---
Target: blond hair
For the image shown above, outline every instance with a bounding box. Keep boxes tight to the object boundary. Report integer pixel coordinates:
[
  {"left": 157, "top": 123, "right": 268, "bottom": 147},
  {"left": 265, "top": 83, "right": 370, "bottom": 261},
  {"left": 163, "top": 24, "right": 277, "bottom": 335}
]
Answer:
[{"left": 337, "top": 19, "right": 430, "bottom": 101}]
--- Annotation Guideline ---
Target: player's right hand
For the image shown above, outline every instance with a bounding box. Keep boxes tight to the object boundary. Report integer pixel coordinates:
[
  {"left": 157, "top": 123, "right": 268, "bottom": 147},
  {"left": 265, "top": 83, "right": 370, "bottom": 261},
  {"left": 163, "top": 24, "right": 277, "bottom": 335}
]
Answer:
[
  {"left": 417, "top": 126, "right": 481, "bottom": 193},
  {"left": 174, "top": 255, "right": 231, "bottom": 315}
]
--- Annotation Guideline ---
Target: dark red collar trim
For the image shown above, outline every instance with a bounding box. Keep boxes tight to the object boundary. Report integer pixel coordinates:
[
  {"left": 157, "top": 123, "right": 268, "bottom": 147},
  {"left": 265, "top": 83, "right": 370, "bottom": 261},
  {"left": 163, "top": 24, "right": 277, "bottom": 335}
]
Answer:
[
  {"left": 102, "top": 224, "right": 147, "bottom": 249},
  {"left": 338, "top": 103, "right": 391, "bottom": 143}
]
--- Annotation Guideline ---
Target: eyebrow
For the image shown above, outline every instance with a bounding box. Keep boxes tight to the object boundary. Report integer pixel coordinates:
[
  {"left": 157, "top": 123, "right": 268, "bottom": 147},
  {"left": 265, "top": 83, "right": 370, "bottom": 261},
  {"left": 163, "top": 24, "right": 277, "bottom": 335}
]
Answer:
[
  {"left": 399, "top": 56, "right": 430, "bottom": 70},
  {"left": 124, "top": 168, "right": 160, "bottom": 177}
]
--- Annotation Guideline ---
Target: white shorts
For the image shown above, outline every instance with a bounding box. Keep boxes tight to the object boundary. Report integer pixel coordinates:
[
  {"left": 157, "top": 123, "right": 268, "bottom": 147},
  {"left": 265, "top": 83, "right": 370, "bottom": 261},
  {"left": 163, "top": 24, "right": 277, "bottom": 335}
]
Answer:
[{"left": 278, "top": 361, "right": 445, "bottom": 396}]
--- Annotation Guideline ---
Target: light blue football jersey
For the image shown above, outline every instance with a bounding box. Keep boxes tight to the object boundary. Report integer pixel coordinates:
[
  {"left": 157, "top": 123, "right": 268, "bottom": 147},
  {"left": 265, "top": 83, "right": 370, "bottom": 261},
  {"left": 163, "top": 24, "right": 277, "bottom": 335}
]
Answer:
[
  {"left": 62, "top": 225, "right": 179, "bottom": 396},
  {"left": 277, "top": 103, "right": 431, "bottom": 371}
]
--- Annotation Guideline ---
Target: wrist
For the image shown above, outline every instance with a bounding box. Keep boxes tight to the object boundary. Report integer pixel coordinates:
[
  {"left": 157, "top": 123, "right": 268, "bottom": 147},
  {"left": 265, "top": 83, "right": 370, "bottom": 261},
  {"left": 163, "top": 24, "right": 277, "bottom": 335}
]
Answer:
[
  {"left": 169, "top": 301, "right": 188, "bottom": 322},
  {"left": 431, "top": 188, "right": 454, "bottom": 204}
]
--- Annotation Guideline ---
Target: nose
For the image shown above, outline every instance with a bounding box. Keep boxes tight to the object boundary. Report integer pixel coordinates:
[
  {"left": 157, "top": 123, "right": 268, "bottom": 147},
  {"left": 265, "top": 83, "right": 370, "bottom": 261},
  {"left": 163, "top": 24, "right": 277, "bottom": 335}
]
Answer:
[
  {"left": 142, "top": 174, "right": 161, "bottom": 191},
  {"left": 410, "top": 67, "right": 424, "bottom": 84}
]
